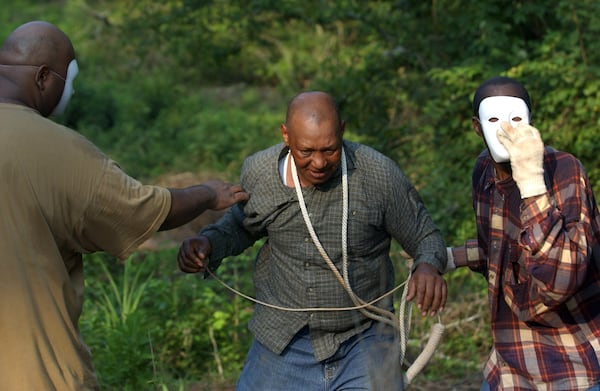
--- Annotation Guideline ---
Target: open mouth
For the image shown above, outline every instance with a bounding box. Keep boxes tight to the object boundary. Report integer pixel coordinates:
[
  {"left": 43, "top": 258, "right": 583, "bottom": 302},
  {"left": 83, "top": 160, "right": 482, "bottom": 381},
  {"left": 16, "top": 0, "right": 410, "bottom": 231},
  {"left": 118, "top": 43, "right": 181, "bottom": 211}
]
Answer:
[{"left": 310, "top": 170, "right": 329, "bottom": 180}]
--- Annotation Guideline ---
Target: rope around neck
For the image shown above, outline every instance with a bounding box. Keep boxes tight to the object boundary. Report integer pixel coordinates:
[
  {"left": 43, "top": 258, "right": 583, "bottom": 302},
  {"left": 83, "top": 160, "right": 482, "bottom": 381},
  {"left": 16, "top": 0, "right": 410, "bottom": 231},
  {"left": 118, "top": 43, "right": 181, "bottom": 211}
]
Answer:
[
  {"left": 206, "top": 148, "right": 444, "bottom": 384},
  {"left": 290, "top": 149, "right": 397, "bottom": 327},
  {"left": 290, "top": 148, "right": 443, "bottom": 383}
]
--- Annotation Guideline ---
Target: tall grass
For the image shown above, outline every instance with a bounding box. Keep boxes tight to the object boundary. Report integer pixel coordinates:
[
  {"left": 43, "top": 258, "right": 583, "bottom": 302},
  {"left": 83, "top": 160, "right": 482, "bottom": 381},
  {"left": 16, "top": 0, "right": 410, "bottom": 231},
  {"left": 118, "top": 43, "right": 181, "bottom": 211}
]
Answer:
[{"left": 96, "top": 256, "right": 154, "bottom": 328}]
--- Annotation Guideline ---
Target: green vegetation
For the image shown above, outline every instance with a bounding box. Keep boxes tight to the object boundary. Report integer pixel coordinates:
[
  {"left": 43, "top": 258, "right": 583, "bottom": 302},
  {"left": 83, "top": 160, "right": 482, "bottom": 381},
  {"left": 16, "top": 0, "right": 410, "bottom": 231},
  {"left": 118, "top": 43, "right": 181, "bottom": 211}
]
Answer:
[
  {"left": 81, "top": 249, "right": 257, "bottom": 390},
  {"left": 81, "top": 246, "right": 489, "bottom": 390},
  {"left": 3, "top": 0, "right": 600, "bottom": 389}
]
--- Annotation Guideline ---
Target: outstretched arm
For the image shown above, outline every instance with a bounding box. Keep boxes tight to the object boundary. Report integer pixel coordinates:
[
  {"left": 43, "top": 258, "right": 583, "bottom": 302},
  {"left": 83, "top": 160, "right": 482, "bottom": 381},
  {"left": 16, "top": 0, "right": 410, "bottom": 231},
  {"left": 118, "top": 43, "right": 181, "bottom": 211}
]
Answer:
[{"left": 159, "top": 180, "right": 248, "bottom": 231}]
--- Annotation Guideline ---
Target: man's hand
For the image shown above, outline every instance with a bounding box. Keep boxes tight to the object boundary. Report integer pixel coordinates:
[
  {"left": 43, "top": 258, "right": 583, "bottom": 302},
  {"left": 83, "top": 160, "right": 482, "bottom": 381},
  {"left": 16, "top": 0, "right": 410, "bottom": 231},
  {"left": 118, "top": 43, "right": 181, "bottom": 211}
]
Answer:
[
  {"left": 202, "top": 180, "right": 249, "bottom": 210},
  {"left": 497, "top": 122, "right": 546, "bottom": 198},
  {"left": 406, "top": 263, "right": 447, "bottom": 317},
  {"left": 161, "top": 180, "right": 248, "bottom": 231},
  {"left": 177, "top": 235, "right": 212, "bottom": 273}
]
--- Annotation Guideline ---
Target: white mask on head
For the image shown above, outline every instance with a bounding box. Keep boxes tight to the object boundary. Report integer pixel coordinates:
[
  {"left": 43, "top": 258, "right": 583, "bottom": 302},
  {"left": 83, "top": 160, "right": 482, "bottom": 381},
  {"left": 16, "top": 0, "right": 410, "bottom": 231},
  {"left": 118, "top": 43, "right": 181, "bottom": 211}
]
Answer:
[
  {"left": 50, "top": 59, "right": 78, "bottom": 117},
  {"left": 478, "top": 96, "right": 530, "bottom": 163}
]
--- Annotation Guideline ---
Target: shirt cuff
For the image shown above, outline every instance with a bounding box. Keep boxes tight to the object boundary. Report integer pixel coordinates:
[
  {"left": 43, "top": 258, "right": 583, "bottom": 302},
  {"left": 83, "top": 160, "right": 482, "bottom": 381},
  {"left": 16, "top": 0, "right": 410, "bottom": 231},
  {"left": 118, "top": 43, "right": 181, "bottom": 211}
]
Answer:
[{"left": 465, "top": 239, "right": 485, "bottom": 270}]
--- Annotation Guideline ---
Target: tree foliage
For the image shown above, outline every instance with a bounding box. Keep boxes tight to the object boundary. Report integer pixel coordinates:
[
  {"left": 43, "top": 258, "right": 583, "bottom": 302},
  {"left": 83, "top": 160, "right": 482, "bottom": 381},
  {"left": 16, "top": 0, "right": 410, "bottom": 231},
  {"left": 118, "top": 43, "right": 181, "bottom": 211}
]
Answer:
[{"left": 19, "top": 0, "right": 594, "bottom": 244}]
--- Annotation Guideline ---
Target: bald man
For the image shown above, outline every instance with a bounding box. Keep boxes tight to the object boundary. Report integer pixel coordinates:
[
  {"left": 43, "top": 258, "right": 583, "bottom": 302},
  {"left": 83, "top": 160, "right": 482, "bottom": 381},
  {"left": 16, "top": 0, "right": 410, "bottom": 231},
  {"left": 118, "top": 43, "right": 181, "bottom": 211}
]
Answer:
[
  {"left": 447, "top": 76, "right": 600, "bottom": 390},
  {"left": 0, "top": 21, "right": 247, "bottom": 390},
  {"left": 178, "top": 91, "right": 447, "bottom": 390}
]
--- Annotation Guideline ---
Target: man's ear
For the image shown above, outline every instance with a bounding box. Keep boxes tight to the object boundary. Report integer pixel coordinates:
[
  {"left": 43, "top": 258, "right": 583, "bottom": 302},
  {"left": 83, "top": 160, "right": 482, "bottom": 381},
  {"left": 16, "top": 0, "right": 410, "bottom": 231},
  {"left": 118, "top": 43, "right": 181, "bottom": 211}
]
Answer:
[
  {"left": 472, "top": 116, "right": 483, "bottom": 137},
  {"left": 280, "top": 123, "right": 289, "bottom": 146},
  {"left": 34, "top": 65, "right": 50, "bottom": 91}
]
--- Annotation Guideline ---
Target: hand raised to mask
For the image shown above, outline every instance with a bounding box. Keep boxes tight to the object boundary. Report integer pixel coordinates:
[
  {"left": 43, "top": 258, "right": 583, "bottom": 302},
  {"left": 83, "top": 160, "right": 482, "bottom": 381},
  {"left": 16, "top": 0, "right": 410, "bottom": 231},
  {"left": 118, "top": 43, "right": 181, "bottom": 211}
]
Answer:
[{"left": 497, "top": 122, "right": 547, "bottom": 198}]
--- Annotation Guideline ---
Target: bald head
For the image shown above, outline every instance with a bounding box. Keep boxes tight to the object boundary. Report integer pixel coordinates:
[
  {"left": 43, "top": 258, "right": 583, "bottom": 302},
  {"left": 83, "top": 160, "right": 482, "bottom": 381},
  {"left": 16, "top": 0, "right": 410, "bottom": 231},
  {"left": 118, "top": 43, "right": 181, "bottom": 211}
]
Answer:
[
  {"left": 472, "top": 76, "right": 531, "bottom": 117},
  {"left": 285, "top": 91, "right": 342, "bottom": 133},
  {"left": 0, "top": 21, "right": 76, "bottom": 116},
  {"left": 280, "top": 91, "right": 345, "bottom": 187},
  {"left": 0, "top": 21, "right": 75, "bottom": 73}
]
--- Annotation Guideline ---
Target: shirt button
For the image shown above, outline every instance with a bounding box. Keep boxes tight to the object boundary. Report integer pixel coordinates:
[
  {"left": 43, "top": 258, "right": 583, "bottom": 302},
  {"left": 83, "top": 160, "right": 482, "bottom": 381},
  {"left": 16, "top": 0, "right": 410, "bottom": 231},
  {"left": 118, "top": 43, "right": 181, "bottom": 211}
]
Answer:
[{"left": 305, "top": 262, "right": 310, "bottom": 268}]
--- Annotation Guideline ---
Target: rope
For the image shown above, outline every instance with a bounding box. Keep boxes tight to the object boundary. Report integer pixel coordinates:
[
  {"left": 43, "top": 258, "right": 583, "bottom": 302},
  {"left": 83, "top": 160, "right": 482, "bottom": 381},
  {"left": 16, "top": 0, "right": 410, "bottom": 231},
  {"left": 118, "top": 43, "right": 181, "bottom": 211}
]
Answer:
[
  {"left": 206, "top": 148, "right": 444, "bottom": 384},
  {"left": 291, "top": 150, "right": 397, "bottom": 327},
  {"left": 290, "top": 148, "right": 444, "bottom": 383},
  {"left": 204, "top": 266, "right": 406, "bottom": 312},
  {"left": 398, "top": 272, "right": 445, "bottom": 384}
]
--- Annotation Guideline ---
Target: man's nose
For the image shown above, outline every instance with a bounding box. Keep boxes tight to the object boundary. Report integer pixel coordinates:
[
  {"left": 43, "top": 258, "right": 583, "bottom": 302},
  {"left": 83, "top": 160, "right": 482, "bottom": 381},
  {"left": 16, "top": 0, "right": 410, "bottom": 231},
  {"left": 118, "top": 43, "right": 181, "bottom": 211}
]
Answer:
[{"left": 312, "top": 153, "right": 327, "bottom": 169}]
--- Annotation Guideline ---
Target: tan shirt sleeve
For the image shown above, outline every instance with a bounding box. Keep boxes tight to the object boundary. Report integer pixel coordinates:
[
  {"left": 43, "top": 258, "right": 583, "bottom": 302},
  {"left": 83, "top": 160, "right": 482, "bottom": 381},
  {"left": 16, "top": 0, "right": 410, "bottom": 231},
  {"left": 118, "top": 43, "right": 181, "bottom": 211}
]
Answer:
[{"left": 75, "top": 159, "right": 171, "bottom": 259}]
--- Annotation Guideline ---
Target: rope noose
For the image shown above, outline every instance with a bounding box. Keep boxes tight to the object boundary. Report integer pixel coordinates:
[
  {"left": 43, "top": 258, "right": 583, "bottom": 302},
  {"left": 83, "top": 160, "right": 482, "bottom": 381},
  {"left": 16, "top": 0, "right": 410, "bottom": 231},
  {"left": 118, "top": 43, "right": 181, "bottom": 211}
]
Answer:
[
  {"left": 291, "top": 149, "right": 445, "bottom": 384},
  {"left": 203, "top": 148, "right": 445, "bottom": 386},
  {"left": 398, "top": 271, "right": 445, "bottom": 385}
]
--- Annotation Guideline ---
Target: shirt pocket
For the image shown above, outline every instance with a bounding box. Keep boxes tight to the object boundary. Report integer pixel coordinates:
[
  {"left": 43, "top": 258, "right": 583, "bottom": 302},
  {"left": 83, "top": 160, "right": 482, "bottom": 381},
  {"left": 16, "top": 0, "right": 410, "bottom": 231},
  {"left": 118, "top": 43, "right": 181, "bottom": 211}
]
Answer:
[{"left": 347, "top": 203, "right": 385, "bottom": 258}]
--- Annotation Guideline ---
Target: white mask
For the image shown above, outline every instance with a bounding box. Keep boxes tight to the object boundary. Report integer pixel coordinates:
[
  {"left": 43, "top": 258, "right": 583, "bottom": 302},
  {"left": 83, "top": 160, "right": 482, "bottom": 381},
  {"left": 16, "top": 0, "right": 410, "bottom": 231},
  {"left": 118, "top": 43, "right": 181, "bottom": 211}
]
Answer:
[
  {"left": 50, "top": 59, "right": 79, "bottom": 117},
  {"left": 478, "top": 96, "right": 530, "bottom": 163}
]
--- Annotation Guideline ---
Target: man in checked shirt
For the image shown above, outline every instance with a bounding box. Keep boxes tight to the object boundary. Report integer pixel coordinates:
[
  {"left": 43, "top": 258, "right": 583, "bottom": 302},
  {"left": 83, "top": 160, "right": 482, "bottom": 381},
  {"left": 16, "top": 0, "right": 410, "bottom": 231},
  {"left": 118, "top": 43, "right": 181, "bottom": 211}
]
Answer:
[
  {"left": 447, "top": 76, "right": 600, "bottom": 390},
  {"left": 178, "top": 91, "right": 448, "bottom": 390}
]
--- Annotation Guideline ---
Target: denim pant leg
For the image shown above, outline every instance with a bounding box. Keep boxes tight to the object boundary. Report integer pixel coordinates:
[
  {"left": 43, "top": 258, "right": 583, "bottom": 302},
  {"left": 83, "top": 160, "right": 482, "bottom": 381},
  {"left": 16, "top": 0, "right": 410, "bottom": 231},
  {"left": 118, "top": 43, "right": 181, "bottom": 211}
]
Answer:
[
  {"left": 328, "top": 322, "right": 404, "bottom": 391},
  {"left": 236, "top": 324, "right": 404, "bottom": 391},
  {"left": 236, "top": 328, "right": 321, "bottom": 391}
]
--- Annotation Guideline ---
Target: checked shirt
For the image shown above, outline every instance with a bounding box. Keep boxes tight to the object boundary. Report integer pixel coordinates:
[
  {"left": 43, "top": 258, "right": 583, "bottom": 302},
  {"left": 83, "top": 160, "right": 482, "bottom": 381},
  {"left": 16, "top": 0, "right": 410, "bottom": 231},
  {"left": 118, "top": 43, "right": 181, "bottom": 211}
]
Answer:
[{"left": 202, "top": 141, "right": 446, "bottom": 362}]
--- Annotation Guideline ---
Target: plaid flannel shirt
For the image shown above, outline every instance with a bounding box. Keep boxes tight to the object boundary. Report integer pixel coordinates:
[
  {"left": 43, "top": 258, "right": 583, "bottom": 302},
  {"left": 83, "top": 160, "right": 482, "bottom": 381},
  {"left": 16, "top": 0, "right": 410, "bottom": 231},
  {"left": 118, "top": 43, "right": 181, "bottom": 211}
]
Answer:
[{"left": 465, "top": 147, "right": 600, "bottom": 390}]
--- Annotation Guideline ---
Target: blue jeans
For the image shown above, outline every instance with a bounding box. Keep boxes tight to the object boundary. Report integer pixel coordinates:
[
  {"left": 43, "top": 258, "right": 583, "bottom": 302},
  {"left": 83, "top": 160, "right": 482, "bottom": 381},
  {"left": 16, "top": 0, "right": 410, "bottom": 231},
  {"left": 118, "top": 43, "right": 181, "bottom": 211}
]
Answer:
[
  {"left": 481, "top": 380, "right": 600, "bottom": 391},
  {"left": 236, "top": 323, "right": 404, "bottom": 391}
]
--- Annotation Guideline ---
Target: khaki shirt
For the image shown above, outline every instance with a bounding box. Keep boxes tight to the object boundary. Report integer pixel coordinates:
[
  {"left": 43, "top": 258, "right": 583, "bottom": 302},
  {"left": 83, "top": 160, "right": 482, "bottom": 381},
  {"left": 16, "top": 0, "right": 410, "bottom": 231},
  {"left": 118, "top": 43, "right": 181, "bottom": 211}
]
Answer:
[{"left": 0, "top": 104, "right": 170, "bottom": 390}]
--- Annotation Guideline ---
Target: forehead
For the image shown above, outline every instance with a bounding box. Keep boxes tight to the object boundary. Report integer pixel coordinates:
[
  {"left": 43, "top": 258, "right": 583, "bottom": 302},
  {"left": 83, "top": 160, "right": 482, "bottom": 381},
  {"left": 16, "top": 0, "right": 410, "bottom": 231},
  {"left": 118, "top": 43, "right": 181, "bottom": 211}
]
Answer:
[
  {"left": 288, "top": 116, "right": 340, "bottom": 145},
  {"left": 479, "top": 96, "right": 529, "bottom": 115}
]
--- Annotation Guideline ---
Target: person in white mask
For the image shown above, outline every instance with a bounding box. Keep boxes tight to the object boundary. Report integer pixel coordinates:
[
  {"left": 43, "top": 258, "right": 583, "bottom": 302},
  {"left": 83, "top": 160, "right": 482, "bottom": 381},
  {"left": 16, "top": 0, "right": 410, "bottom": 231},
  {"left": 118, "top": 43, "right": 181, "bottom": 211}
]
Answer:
[
  {"left": 0, "top": 20, "right": 248, "bottom": 390},
  {"left": 446, "top": 76, "right": 600, "bottom": 390}
]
